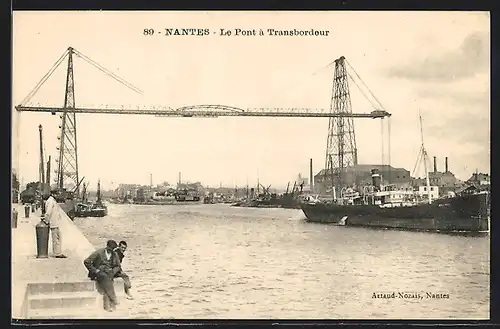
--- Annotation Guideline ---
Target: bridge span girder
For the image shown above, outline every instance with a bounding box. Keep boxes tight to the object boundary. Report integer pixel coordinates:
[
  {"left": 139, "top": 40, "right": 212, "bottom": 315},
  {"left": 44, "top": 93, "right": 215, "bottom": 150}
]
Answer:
[{"left": 15, "top": 105, "right": 391, "bottom": 119}]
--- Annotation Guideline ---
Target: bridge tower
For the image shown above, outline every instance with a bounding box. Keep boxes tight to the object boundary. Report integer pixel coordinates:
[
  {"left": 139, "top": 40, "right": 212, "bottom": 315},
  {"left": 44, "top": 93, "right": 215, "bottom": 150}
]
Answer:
[
  {"left": 55, "top": 47, "right": 80, "bottom": 195},
  {"left": 324, "top": 56, "right": 358, "bottom": 196}
]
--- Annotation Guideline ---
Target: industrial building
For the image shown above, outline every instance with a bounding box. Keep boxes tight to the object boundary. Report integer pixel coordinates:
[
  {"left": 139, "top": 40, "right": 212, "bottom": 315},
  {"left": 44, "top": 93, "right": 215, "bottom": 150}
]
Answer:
[
  {"left": 314, "top": 164, "right": 411, "bottom": 194},
  {"left": 466, "top": 172, "right": 490, "bottom": 186},
  {"left": 312, "top": 156, "right": 465, "bottom": 198},
  {"left": 411, "top": 156, "right": 462, "bottom": 196}
]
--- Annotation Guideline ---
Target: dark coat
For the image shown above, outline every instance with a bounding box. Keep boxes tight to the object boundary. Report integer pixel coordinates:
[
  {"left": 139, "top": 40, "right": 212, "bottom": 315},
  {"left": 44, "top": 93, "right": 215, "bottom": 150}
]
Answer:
[
  {"left": 115, "top": 249, "right": 125, "bottom": 263},
  {"left": 83, "top": 247, "right": 121, "bottom": 280},
  {"left": 113, "top": 248, "right": 127, "bottom": 277}
]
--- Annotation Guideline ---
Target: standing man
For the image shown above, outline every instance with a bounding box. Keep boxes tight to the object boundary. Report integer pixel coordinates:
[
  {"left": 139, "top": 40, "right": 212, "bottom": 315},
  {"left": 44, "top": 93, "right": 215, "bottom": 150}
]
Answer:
[
  {"left": 44, "top": 190, "right": 67, "bottom": 258},
  {"left": 114, "top": 240, "right": 134, "bottom": 299},
  {"left": 84, "top": 240, "right": 122, "bottom": 312}
]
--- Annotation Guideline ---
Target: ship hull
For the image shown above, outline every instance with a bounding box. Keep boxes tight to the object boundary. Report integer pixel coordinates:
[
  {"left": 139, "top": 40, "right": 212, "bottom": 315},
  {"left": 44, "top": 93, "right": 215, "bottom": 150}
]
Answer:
[
  {"left": 58, "top": 200, "right": 75, "bottom": 218},
  {"left": 133, "top": 200, "right": 203, "bottom": 206},
  {"left": 301, "top": 192, "right": 489, "bottom": 232},
  {"left": 231, "top": 197, "right": 302, "bottom": 209},
  {"left": 74, "top": 208, "right": 108, "bottom": 218}
]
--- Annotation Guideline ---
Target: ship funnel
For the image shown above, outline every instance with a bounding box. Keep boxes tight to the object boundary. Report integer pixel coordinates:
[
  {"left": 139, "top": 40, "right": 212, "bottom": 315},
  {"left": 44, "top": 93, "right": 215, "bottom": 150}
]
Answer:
[
  {"left": 371, "top": 168, "right": 381, "bottom": 191},
  {"left": 445, "top": 157, "right": 448, "bottom": 172},
  {"left": 433, "top": 156, "right": 437, "bottom": 173}
]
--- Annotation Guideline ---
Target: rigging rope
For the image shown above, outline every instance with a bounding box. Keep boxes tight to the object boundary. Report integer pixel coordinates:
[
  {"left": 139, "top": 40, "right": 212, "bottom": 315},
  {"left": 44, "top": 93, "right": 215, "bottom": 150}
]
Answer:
[
  {"left": 346, "top": 59, "right": 393, "bottom": 185},
  {"left": 345, "top": 59, "right": 386, "bottom": 110},
  {"left": 20, "top": 49, "right": 69, "bottom": 106},
  {"left": 72, "top": 49, "right": 144, "bottom": 95},
  {"left": 412, "top": 145, "right": 424, "bottom": 178},
  {"left": 346, "top": 72, "right": 379, "bottom": 110}
]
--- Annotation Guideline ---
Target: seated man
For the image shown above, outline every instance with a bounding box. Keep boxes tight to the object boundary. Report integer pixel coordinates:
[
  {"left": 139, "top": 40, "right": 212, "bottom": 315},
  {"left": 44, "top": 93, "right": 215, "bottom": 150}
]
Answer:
[
  {"left": 114, "top": 240, "right": 134, "bottom": 299},
  {"left": 84, "top": 240, "right": 121, "bottom": 312}
]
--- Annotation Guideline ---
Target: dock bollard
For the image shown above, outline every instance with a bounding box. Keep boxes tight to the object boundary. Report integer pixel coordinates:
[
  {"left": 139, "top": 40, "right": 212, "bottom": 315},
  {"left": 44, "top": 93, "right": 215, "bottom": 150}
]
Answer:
[
  {"left": 24, "top": 205, "right": 30, "bottom": 218},
  {"left": 12, "top": 209, "right": 18, "bottom": 229},
  {"left": 35, "top": 218, "right": 50, "bottom": 258}
]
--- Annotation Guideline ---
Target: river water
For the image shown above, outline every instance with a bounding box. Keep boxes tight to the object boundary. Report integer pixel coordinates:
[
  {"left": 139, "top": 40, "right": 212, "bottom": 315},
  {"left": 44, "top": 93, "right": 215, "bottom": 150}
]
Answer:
[{"left": 74, "top": 203, "right": 490, "bottom": 320}]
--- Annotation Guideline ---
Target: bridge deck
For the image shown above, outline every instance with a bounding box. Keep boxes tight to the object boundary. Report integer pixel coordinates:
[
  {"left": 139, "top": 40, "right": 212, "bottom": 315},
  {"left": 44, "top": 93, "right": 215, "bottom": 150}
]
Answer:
[{"left": 15, "top": 106, "right": 391, "bottom": 118}]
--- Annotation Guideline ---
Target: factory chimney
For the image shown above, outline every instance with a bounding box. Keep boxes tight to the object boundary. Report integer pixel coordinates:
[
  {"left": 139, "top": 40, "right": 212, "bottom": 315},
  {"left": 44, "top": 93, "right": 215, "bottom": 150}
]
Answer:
[
  {"left": 445, "top": 157, "right": 448, "bottom": 173},
  {"left": 178, "top": 172, "right": 182, "bottom": 185},
  {"left": 433, "top": 156, "right": 437, "bottom": 173},
  {"left": 309, "top": 158, "right": 314, "bottom": 193}
]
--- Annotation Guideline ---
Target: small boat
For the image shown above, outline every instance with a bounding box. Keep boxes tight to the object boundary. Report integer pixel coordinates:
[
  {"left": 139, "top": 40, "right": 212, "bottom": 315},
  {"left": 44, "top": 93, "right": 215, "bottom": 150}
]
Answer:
[
  {"left": 74, "top": 180, "right": 108, "bottom": 218},
  {"left": 75, "top": 202, "right": 108, "bottom": 218}
]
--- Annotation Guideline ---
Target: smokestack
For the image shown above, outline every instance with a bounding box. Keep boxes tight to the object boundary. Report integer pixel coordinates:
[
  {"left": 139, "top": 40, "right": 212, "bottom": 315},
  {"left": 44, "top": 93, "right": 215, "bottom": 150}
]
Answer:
[
  {"left": 178, "top": 172, "right": 182, "bottom": 185},
  {"left": 433, "top": 156, "right": 437, "bottom": 173},
  {"left": 371, "top": 168, "right": 381, "bottom": 191},
  {"left": 309, "top": 158, "right": 314, "bottom": 193},
  {"left": 445, "top": 157, "right": 448, "bottom": 172}
]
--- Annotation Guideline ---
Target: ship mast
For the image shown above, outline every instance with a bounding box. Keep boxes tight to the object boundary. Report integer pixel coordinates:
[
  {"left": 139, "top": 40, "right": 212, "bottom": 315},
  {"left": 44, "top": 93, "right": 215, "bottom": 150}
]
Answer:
[
  {"left": 97, "top": 179, "right": 102, "bottom": 204},
  {"left": 418, "top": 112, "right": 432, "bottom": 205},
  {"left": 81, "top": 182, "right": 87, "bottom": 203}
]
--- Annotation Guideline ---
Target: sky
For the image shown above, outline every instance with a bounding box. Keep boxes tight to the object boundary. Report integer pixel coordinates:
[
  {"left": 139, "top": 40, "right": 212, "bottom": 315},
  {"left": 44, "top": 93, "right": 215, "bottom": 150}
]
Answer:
[{"left": 12, "top": 11, "right": 490, "bottom": 190}]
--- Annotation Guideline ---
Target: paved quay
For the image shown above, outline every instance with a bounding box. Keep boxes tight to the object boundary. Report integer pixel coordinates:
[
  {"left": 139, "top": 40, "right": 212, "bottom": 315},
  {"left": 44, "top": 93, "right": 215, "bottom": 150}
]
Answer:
[{"left": 11, "top": 204, "right": 133, "bottom": 320}]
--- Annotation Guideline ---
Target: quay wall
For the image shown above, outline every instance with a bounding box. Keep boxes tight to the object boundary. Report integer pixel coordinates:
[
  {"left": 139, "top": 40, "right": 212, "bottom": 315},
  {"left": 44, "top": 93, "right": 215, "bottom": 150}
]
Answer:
[
  {"left": 12, "top": 204, "right": 125, "bottom": 319},
  {"left": 57, "top": 205, "right": 126, "bottom": 292},
  {"left": 56, "top": 205, "right": 95, "bottom": 268}
]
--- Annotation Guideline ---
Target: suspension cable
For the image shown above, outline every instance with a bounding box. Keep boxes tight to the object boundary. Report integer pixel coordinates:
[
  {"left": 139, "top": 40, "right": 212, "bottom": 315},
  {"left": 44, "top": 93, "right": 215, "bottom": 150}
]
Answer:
[
  {"left": 346, "top": 59, "right": 386, "bottom": 110},
  {"left": 72, "top": 49, "right": 144, "bottom": 95},
  {"left": 381, "top": 118, "right": 385, "bottom": 167},
  {"left": 20, "top": 49, "right": 69, "bottom": 106},
  {"left": 346, "top": 72, "right": 379, "bottom": 110}
]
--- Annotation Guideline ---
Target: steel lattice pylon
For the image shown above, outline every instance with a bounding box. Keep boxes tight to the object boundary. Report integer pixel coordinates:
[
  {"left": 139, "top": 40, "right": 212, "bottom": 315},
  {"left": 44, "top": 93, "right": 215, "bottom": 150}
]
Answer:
[
  {"left": 55, "top": 47, "right": 80, "bottom": 195},
  {"left": 324, "top": 56, "right": 358, "bottom": 194},
  {"left": 17, "top": 48, "right": 390, "bottom": 200}
]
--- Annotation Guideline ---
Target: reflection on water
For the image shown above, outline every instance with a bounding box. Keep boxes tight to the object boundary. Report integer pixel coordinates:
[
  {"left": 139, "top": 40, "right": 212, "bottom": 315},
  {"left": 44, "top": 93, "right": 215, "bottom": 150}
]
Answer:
[{"left": 74, "top": 204, "right": 490, "bottom": 319}]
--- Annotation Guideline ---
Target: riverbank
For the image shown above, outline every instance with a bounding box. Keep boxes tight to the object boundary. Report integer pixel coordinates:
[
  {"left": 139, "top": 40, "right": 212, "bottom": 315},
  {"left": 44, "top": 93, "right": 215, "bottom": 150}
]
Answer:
[{"left": 11, "top": 204, "right": 131, "bottom": 320}]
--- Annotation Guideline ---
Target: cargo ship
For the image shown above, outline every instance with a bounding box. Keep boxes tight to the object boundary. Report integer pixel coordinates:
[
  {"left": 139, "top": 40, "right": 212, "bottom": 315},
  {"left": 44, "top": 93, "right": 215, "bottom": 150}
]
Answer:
[
  {"left": 301, "top": 171, "right": 490, "bottom": 232},
  {"left": 133, "top": 187, "right": 203, "bottom": 205},
  {"left": 302, "top": 110, "right": 490, "bottom": 233},
  {"left": 231, "top": 182, "right": 305, "bottom": 209},
  {"left": 232, "top": 194, "right": 305, "bottom": 209}
]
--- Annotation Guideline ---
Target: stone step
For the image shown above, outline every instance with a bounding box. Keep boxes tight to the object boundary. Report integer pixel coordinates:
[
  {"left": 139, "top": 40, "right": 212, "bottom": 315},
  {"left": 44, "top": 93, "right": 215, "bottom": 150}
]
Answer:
[
  {"left": 28, "top": 302, "right": 129, "bottom": 319},
  {"left": 28, "top": 291, "right": 98, "bottom": 310},
  {"left": 27, "top": 281, "right": 96, "bottom": 295}
]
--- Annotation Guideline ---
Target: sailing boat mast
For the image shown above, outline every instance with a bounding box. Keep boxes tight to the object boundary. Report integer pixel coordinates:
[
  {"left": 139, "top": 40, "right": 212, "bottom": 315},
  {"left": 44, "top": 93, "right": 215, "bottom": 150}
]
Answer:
[
  {"left": 419, "top": 112, "right": 432, "bottom": 205},
  {"left": 257, "top": 169, "right": 260, "bottom": 195},
  {"left": 97, "top": 179, "right": 102, "bottom": 204},
  {"left": 82, "top": 182, "right": 88, "bottom": 203}
]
